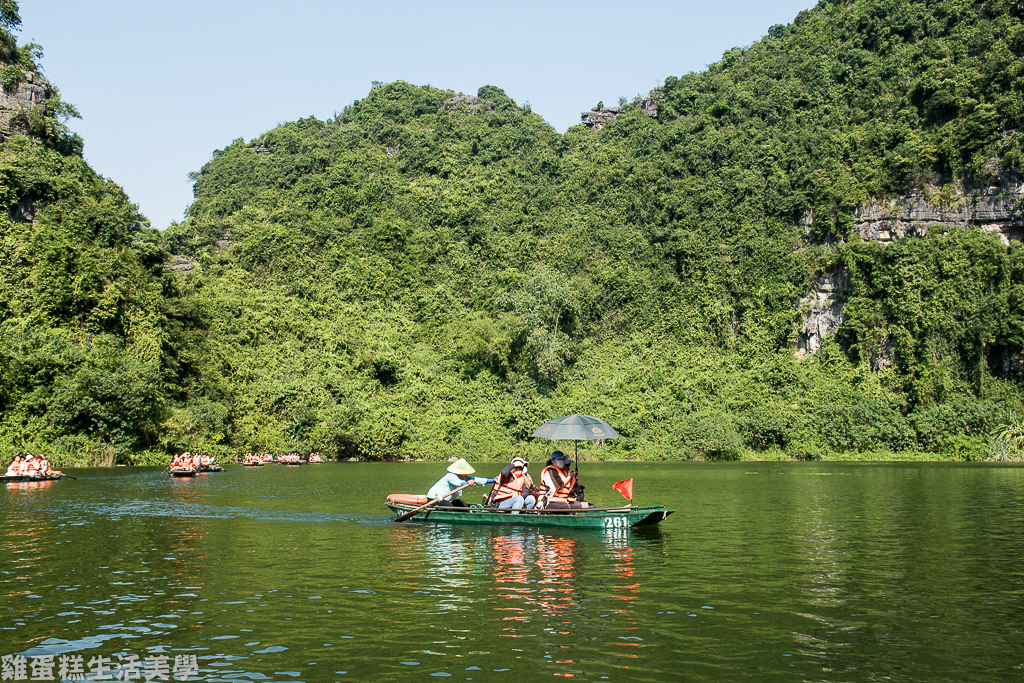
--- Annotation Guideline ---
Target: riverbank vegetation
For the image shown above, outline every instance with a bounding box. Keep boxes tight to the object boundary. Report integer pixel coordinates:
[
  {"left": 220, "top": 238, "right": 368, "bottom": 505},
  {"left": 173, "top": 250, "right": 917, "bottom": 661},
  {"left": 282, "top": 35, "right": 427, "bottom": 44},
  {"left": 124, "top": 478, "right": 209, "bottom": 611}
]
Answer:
[{"left": 3, "top": 0, "right": 1024, "bottom": 465}]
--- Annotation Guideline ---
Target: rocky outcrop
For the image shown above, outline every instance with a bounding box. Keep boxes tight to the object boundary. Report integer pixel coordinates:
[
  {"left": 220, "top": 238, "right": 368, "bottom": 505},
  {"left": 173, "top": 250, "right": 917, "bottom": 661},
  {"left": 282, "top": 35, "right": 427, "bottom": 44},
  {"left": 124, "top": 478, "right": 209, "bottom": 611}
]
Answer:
[
  {"left": 440, "top": 95, "right": 497, "bottom": 116},
  {"left": 0, "top": 70, "right": 48, "bottom": 139},
  {"left": 853, "top": 177, "right": 1024, "bottom": 244},
  {"left": 1, "top": 71, "right": 48, "bottom": 225},
  {"left": 165, "top": 255, "right": 197, "bottom": 274},
  {"left": 798, "top": 175, "right": 1024, "bottom": 357},
  {"left": 581, "top": 97, "right": 659, "bottom": 130},
  {"left": 6, "top": 194, "right": 35, "bottom": 223},
  {"left": 796, "top": 270, "right": 849, "bottom": 358}
]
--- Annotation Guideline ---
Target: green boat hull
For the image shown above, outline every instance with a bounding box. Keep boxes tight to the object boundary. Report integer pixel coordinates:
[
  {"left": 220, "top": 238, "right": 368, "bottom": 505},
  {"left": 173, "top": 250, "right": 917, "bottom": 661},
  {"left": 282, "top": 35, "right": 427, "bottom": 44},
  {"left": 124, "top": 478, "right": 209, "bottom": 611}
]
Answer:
[{"left": 386, "top": 502, "right": 674, "bottom": 529}]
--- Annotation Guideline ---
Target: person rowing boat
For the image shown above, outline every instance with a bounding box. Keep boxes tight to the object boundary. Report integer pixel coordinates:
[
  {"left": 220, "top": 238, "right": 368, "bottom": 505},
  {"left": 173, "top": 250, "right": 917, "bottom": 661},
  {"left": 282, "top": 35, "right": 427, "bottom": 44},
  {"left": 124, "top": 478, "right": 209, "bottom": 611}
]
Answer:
[{"left": 427, "top": 459, "right": 495, "bottom": 508}]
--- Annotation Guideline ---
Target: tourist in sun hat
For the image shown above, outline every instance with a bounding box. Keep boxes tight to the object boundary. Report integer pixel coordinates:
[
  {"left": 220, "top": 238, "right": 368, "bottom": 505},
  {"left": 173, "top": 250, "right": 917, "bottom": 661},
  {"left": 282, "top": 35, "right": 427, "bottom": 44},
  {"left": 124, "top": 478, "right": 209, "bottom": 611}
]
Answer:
[{"left": 427, "top": 458, "right": 495, "bottom": 508}]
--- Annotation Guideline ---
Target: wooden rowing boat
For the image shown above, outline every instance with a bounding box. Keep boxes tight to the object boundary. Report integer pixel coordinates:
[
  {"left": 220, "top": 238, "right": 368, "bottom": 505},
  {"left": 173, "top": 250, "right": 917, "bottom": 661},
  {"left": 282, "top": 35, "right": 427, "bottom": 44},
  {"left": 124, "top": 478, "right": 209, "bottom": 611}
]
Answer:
[
  {"left": 2, "top": 474, "right": 63, "bottom": 482},
  {"left": 169, "top": 468, "right": 196, "bottom": 478},
  {"left": 386, "top": 494, "right": 673, "bottom": 529}
]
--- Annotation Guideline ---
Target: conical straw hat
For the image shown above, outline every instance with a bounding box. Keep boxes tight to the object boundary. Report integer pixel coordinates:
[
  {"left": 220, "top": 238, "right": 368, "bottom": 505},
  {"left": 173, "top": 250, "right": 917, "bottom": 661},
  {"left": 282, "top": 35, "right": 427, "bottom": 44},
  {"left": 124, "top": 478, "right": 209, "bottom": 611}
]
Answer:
[{"left": 447, "top": 458, "right": 476, "bottom": 475}]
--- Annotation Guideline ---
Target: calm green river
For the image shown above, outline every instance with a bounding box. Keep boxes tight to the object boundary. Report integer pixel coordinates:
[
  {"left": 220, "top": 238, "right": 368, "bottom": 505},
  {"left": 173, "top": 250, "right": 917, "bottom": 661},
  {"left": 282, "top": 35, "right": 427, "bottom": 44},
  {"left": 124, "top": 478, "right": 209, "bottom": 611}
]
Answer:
[{"left": 2, "top": 461, "right": 1024, "bottom": 682}]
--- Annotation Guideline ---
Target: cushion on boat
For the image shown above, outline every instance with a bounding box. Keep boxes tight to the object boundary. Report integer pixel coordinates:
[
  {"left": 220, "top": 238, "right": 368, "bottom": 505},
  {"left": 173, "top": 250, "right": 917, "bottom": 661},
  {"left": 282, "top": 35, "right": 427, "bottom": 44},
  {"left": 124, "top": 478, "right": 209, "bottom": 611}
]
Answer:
[{"left": 388, "top": 494, "right": 429, "bottom": 505}]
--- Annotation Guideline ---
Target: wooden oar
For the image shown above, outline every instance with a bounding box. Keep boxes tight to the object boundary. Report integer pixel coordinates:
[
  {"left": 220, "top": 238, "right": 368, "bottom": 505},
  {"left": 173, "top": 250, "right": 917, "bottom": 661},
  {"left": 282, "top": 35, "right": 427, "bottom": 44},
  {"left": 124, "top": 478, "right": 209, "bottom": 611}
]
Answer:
[{"left": 394, "top": 482, "right": 475, "bottom": 522}]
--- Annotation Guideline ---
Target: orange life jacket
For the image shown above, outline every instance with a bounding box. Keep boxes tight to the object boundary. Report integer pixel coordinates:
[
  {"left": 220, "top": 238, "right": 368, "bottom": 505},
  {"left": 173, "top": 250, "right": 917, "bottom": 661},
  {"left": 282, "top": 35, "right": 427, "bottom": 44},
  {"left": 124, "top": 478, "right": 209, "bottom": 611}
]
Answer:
[
  {"left": 492, "top": 471, "right": 528, "bottom": 501},
  {"left": 541, "top": 465, "right": 574, "bottom": 504}
]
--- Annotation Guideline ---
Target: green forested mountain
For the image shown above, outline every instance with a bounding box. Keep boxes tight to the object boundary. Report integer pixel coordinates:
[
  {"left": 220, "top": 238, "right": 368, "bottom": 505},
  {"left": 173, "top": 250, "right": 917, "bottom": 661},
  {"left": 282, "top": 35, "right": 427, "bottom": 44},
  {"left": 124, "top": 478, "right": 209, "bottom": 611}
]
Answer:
[
  {"left": 0, "top": 2, "right": 179, "bottom": 463},
  {"left": 3, "top": 0, "right": 1024, "bottom": 464}
]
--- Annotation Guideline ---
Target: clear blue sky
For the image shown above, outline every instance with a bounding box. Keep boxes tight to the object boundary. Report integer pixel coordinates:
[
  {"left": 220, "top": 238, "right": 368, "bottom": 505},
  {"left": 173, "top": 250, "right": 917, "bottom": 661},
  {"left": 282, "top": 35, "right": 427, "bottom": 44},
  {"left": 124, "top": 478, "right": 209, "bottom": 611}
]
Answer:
[{"left": 21, "top": 1, "right": 815, "bottom": 230}]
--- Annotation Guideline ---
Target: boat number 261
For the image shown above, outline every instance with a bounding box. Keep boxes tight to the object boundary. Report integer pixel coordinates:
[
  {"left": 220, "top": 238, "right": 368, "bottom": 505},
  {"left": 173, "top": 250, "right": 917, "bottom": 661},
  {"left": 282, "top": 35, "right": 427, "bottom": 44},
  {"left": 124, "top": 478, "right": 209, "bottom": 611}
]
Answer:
[{"left": 602, "top": 516, "right": 627, "bottom": 528}]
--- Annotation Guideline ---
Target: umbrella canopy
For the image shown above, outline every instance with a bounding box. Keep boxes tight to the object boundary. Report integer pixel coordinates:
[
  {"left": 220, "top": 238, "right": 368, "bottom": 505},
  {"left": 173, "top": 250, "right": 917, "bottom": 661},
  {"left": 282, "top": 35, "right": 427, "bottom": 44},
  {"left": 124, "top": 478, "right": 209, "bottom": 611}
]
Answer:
[{"left": 530, "top": 415, "right": 619, "bottom": 441}]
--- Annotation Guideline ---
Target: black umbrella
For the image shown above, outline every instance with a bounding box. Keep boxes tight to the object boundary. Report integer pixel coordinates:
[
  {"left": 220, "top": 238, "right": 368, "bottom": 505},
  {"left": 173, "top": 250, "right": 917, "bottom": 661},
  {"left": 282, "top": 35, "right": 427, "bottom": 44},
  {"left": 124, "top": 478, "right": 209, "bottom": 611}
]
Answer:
[{"left": 530, "top": 414, "right": 619, "bottom": 469}]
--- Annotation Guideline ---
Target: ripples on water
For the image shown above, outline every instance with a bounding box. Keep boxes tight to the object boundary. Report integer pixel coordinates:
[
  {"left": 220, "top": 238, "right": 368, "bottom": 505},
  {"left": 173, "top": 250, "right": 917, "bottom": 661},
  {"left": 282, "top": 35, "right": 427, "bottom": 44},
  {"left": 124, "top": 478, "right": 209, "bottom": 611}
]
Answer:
[{"left": 2, "top": 462, "right": 1024, "bottom": 681}]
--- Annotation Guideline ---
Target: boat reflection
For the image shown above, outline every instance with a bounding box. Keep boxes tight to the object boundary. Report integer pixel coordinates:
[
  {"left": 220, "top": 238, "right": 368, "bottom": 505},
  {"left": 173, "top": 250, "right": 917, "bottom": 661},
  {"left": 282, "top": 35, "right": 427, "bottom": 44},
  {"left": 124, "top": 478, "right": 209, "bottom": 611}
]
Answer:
[
  {"left": 162, "top": 477, "right": 210, "bottom": 606},
  {"left": 5, "top": 478, "right": 58, "bottom": 492},
  {"left": 382, "top": 522, "right": 648, "bottom": 645}
]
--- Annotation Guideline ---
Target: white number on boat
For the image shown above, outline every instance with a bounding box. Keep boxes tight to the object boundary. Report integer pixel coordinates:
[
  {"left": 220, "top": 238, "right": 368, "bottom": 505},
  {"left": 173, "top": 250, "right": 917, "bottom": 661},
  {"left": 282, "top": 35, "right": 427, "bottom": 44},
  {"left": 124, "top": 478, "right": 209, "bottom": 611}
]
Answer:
[{"left": 603, "top": 516, "right": 626, "bottom": 528}]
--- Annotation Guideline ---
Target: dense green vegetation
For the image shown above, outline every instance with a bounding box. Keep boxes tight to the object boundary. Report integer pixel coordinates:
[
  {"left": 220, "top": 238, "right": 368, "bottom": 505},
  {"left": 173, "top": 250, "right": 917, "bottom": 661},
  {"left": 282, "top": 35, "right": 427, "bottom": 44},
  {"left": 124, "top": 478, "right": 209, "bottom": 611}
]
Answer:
[
  {"left": 3, "top": 0, "right": 1024, "bottom": 465},
  {"left": 0, "top": 3, "right": 175, "bottom": 464}
]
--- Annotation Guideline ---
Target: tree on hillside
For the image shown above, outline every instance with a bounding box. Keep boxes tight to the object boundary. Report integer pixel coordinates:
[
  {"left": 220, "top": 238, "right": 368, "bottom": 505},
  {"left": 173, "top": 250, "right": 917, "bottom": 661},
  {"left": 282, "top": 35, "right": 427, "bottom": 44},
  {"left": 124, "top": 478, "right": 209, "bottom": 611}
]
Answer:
[{"left": 0, "top": 0, "right": 19, "bottom": 34}]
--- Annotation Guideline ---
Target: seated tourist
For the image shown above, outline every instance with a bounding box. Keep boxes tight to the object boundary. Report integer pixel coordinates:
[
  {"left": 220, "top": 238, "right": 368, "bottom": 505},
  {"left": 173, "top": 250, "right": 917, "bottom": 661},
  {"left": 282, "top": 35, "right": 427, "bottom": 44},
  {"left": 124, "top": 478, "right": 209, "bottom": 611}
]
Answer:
[
  {"left": 538, "top": 451, "right": 589, "bottom": 510},
  {"left": 488, "top": 457, "right": 537, "bottom": 513},
  {"left": 6, "top": 455, "right": 23, "bottom": 476}
]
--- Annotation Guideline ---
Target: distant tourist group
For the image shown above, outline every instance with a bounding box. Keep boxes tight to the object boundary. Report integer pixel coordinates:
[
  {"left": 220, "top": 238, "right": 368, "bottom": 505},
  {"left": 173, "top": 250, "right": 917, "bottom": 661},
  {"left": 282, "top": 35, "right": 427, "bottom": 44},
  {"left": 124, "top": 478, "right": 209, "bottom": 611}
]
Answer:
[
  {"left": 169, "top": 452, "right": 220, "bottom": 473},
  {"left": 240, "top": 452, "right": 324, "bottom": 465},
  {"left": 5, "top": 454, "right": 63, "bottom": 478}
]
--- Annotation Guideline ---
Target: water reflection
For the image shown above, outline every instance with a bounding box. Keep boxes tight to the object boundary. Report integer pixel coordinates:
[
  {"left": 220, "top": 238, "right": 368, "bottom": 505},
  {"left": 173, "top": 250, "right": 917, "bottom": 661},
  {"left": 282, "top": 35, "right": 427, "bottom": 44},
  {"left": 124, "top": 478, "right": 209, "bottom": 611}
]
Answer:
[
  {"left": 5, "top": 478, "right": 58, "bottom": 492},
  {"left": 4, "top": 462, "right": 1023, "bottom": 681},
  {"left": 2, "top": 481, "right": 59, "bottom": 636},
  {"left": 383, "top": 522, "right": 649, "bottom": 648}
]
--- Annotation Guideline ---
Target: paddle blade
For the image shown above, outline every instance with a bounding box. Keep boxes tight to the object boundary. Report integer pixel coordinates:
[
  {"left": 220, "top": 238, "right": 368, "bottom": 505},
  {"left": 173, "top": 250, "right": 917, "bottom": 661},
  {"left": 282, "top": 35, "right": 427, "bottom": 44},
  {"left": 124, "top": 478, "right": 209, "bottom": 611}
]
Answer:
[{"left": 612, "top": 478, "right": 634, "bottom": 501}]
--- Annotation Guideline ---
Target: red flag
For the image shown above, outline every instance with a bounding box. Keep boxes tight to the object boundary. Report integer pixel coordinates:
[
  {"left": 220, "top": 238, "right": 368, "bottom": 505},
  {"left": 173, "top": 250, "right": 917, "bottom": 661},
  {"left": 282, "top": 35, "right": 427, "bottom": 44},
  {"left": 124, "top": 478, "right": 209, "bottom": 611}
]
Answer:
[{"left": 612, "top": 478, "right": 633, "bottom": 501}]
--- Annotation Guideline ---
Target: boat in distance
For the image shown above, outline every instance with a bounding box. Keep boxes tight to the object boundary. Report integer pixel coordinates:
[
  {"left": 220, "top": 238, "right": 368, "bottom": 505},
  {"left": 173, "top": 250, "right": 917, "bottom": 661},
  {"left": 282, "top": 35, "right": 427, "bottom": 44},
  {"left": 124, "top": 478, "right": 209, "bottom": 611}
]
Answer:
[
  {"left": 386, "top": 494, "right": 673, "bottom": 529},
  {"left": 2, "top": 474, "right": 64, "bottom": 482}
]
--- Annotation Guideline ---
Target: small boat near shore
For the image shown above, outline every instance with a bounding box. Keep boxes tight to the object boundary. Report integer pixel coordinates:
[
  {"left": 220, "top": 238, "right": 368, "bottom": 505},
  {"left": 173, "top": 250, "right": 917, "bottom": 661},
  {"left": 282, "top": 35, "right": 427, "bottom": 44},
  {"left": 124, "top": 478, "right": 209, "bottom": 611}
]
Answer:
[
  {"left": 386, "top": 494, "right": 673, "bottom": 529},
  {"left": 169, "top": 468, "right": 197, "bottom": 478}
]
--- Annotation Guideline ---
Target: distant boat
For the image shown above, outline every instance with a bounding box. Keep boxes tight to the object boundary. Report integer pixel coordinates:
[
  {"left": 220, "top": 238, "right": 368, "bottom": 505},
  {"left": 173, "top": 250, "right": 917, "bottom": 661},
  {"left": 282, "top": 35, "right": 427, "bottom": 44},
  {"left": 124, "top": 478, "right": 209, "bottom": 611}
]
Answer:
[{"left": 2, "top": 474, "right": 63, "bottom": 482}]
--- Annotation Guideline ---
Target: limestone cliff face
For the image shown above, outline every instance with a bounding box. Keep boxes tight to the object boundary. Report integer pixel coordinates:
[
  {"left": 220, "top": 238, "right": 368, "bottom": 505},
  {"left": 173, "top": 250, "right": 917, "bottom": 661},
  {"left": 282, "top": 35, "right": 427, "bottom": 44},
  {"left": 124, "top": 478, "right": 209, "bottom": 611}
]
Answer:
[
  {"left": 0, "top": 70, "right": 48, "bottom": 138},
  {"left": 796, "top": 270, "right": 849, "bottom": 358},
  {"left": 797, "top": 175, "right": 1024, "bottom": 358},
  {"left": 852, "top": 177, "right": 1024, "bottom": 245},
  {"left": 1, "top": 70, "right": 49, "bottom": 226},
  {"left": 441, "top": 94, "right": 497, "bottom": 116},
  {"left": 580, "top": 98, "right": 658, "bottom": 130}
]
